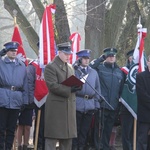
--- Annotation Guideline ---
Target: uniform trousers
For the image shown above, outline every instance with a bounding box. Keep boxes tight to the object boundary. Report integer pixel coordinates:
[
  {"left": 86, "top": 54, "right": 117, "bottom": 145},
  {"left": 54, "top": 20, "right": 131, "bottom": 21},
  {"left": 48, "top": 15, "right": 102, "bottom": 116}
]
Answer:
[
  {"left": 0, "top": 107, "right": 19, "bottom": 150},
  {"left": 100, "top": 109, "right": 117, "bottom": 150},
  {"left": 72, "top": 110, "right": 94, "bottom": 149},
  {"left": 121, "top": 111, "right": 134, "bottom": 150},
  {"left": 137, "top": 121, "right": 150, "bottom": 150},
  {"left": 45, "top": 138, "right": 72, "bottom": 150}
]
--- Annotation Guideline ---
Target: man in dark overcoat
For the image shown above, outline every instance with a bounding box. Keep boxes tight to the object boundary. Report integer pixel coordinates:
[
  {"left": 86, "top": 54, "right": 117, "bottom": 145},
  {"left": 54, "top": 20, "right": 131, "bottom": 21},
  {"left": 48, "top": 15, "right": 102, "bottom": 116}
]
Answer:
[
  {"left": 136, "top": 55, "right": 150, "bottom": 150},
  {"left": 44, "top": 43, "right": 81, "bottom": 150}
]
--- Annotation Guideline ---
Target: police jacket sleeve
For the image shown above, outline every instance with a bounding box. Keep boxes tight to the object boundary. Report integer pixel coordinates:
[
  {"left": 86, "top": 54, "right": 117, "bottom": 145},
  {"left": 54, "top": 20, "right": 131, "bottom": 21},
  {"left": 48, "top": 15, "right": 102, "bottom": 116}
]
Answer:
[
  {"left": 0, "top": 49, "right": 7, "bottom": 56},
  {"left": 22, "top": 68, "right": 29, "bottom": 105},
  {"left": 89, "top": 54, "right": 105, "bottom": 69},
  {"left": 27, "top": 64, "right": 36, "bottom": 104}
]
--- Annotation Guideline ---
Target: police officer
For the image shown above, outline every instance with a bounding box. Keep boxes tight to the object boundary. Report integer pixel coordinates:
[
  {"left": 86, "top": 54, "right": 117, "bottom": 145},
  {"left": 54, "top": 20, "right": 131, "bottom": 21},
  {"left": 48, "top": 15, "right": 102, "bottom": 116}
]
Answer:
[
  {"left": 90, "top": 48, "right": 124, "bottom": 150},
  {"left": 72, "top": 49, "right": 101, "bottom": 150},
  {"left": 0, "top": 41, "right": 28, "bottom": 150}
]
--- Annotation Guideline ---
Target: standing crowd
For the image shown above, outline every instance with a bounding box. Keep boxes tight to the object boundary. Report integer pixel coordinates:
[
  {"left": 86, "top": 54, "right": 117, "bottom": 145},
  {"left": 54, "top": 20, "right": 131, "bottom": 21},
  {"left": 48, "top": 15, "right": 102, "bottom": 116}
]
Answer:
[{"left": 0, "top": 41, "right": 149, "bottom": 150}]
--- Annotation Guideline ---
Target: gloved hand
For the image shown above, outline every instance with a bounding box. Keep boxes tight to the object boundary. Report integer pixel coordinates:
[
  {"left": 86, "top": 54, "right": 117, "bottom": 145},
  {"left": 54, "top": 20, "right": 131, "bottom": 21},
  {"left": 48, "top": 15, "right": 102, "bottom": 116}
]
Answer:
[
  {"left": 73, "top": 58, "right": 82, "bottom": 70},
  {"left": 71, "top": 85, "right": 82, "bottom": 93},
  {"left": 0, "top": 48, "right": 7, "bottom": 56},
  {"left": 25, "top": 102, "right": 36, "bottom": 109},
  {"left": 98, "top": 54, "right": 106, "bottom": 62},
  {"left": 20, "top": 104, "right": 26, "bottom": 112}
]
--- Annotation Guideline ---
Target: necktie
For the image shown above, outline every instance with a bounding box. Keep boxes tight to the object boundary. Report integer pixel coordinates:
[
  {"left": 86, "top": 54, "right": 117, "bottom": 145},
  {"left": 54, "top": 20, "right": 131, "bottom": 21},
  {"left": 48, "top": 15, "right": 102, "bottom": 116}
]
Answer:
[{"left": 81, "top": 68, "right": 87, "bottom": 75}]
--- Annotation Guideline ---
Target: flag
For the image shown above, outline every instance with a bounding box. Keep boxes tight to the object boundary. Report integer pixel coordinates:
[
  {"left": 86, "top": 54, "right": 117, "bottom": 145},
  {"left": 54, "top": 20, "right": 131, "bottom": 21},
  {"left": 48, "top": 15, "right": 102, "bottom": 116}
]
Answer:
[
  {"left": 120, "top": 27, "right": 147, "bottom": 119},
  {"left": 34, "top": 4, "right": 56, "bottom": 107},
  {"left": 39, "top": 4, "right": 56, "bottom": 67},
  {"left": 69, "top": 32, "right": 81, "bottom": 64},
  {"left": 31, "top": 61, "right": 48, "bottom": 108},
  {"left": 12, "top": 25, "right": 28, "bottom": 65}
]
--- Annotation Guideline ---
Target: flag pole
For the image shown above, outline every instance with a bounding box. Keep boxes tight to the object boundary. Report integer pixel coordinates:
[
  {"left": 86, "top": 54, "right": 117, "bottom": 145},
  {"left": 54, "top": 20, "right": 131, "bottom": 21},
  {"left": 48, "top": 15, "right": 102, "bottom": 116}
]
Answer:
[
  {"left": 13, "top": 9, "right": 17, "bottom": 25},
  {"left": 133, "top": 16, "right": 142, "bottom": 150},
  {"left": 34, "top": 109, "right": 41, "bottom": 150}
]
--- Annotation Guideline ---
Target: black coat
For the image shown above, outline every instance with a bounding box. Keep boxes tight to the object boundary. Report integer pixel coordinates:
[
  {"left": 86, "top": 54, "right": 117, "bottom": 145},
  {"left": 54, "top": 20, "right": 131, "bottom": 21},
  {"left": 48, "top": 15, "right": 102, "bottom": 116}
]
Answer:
[{"left": 136, "top": 68, "right": 150, "bottom": 123}]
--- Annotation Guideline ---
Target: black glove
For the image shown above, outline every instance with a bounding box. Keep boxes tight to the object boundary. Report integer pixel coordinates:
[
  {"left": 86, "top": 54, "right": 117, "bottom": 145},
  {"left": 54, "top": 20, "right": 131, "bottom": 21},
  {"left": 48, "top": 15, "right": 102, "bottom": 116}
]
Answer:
[
  {"left": 0, "top": 48, "right": 7, "bottom": 56},
  {"left": 25, "top": 102, "right": 36, "bottom": 109},
  {"left": 98, "top": 54, "right": 106, "bottom": 62},
  {"left": 71, "top": 85, "right": 82, "bottom": 93},
  {"left": 73, "top": 58, "right": 82, "bottom": 70},
  {"left": 20, "top": 104, "right": 26, "bottom": 112}
]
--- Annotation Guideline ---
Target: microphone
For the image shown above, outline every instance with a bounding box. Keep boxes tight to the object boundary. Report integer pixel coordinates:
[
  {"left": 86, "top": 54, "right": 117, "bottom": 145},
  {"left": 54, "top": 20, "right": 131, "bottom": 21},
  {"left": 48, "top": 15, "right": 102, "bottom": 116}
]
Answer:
[{"left": 73, "top": 58, "right": 82, "bottom": 70}]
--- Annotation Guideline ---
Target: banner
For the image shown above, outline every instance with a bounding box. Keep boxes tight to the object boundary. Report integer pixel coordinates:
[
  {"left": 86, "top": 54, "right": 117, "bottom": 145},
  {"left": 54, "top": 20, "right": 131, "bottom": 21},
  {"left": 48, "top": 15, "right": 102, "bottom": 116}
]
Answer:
[
  {"left": 120, "top": 28, "right": 147, "bottom": 119},
  {"left": 39, "top": 4, "right": 56, "bottom": 67},
  {"left": 12, "top": 25, "right": 28, "bottom": 65},
  {"left": 69, "top": 32, "right": 81, "bottom": 64}
]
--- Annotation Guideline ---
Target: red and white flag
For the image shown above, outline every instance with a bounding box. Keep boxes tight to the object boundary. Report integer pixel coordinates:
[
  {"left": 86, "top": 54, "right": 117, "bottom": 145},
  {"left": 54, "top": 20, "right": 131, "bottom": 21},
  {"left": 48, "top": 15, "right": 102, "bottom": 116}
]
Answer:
[
  {"left": 31, "top": 61, "right": 48, "bottom": 108},
  {"left": 39, "top": 4, "right": 56, "bottom": 67},
  {"left": 133, "top": 28, "right": 147, "bottom": 72},
  {"left": 34, "top": 4, "right": 56, "bottom": 107},
  {"left": 69, "top": 32, "right": 81, "bottom": 64},
  {"left": 12, "top": 25, "right": 28, "bottom": 65}
]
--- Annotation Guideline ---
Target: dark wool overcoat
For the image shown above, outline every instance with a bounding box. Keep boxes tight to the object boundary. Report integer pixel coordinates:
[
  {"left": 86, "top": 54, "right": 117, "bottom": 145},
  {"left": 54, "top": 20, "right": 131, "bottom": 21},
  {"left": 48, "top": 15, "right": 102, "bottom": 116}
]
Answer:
[
  {"left": 136, "top": 68, "right": 150, "bottom": 123},
  {"left": 44, "top": 56, "right": 77, "bottom": 139}
]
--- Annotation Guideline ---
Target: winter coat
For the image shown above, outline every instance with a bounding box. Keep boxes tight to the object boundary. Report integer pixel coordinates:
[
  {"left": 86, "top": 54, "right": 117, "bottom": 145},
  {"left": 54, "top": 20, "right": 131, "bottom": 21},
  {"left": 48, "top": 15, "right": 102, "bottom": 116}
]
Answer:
[
  {"left": 44, "top": 56, "right": 77, "bottom": 139},
  {"left": 136, "top": 68, "right": 150, "bottom": 123},
  {"left": 75, "top": 66, "right": 101, "bottom": 112},
  {"left": 27, "top": 62, "right": 36, "bottom": 104},
  {"left": 0, "top": 56, "right": 28, "bottom": 109},
  {"left": 91, "top": 61, "right": 123, "bottom": 110}
]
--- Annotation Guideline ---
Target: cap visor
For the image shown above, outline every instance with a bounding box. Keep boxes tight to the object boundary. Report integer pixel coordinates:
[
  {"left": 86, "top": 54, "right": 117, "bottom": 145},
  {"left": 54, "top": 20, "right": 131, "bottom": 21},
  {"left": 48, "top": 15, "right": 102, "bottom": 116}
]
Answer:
[{"left": 62, "top": 50, "right": 73, "bottom": 54}]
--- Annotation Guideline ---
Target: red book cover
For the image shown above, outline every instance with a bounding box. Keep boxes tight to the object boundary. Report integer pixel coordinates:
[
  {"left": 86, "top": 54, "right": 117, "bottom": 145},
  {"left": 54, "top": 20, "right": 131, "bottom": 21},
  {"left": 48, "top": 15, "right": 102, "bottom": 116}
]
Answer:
[{"left": 61, "top": 75, "right": 84, "bottom": 87}]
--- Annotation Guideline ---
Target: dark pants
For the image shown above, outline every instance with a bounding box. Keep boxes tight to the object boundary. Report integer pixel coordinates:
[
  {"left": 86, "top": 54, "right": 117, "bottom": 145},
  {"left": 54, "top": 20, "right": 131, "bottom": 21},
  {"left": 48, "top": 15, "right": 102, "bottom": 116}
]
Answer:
[
  {"left": 121, "top": 112, "right": 134, "bottom": 150},
  {"left": 100, "top": 109, "right": 117, "bottom": 150},
  {"left": 137, "top": 121, "right": 150, "bottom": 150},
  {"left": 0, "top": 107, "right": 19, "bottom": 150},
  {"left": 34, "top": 104, "right": 45, "bottom": 149},
  {"left": 72, "top": 111, "right": 94, "bottom": 149}
]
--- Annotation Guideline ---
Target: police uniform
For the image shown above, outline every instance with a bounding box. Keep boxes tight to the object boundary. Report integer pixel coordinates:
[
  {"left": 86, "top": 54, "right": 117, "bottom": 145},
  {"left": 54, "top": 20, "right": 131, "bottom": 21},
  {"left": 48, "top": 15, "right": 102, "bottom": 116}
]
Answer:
[
  {"left": 90, "top": 48, "right": 124, "bottom": 150},
  {"left": 0, "top": 42, "right": 28, "bottom": 150},
  {"left": 72, "top": 50, "right": 101, "bottom": 150},
  {"left": 120, "top": 49, "right": 134, "bottom": 150}
]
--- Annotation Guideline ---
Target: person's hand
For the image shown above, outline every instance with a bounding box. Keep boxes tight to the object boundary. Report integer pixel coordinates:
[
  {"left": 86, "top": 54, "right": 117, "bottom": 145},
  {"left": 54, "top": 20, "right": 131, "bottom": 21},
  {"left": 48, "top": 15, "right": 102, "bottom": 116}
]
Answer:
[
  {"left": 0, "top": 49, "right": 8, "bottom": 56},
  {"left": 25, "top": 102, "right": 36, "bottom": 109},
  {"left": 98, "top": 54, "right": 106, "bottom": 62},
  {"left": 71, "top": 85, "right": 82, "bottom": 93},
  {"left": 20, "top": 104, "right": 26, "bottom": 112}
]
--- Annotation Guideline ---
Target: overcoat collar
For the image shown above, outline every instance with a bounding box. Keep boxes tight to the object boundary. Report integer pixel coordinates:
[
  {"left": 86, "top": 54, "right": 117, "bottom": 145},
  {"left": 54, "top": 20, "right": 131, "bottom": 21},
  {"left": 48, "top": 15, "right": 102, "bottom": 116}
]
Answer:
[{"left": 54, "top": 56, "right": 67, "bottom": 72}]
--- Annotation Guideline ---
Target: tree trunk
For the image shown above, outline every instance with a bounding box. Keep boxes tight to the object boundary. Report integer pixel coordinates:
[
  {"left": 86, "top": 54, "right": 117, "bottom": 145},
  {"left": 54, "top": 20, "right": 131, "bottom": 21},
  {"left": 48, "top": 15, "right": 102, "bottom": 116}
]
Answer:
[
  {"left": 3, "top": 0, "right": 39, "bottom": 55},
  {"left": 104, "top": 0, "right": 128, "bottom": 48},
  {"left": 85, "top": 0, "right": 106, "bottom": 59},
  {"left": 30, "top": 0, "right": 44, "bottom": 22},
  {"left": 54, "top": 0, "right": 71, "bottom": 44}
]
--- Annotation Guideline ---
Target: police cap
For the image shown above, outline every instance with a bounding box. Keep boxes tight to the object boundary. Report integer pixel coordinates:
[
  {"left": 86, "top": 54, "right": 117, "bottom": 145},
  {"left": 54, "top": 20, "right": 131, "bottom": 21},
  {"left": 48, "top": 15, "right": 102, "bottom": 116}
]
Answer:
[
  {"left": 76, "top": 49, "right": 91, "bottom": 58},
  {"left": 126, "top": 49, "right": 134, "bottom": 57},
  {"left": 4, "top": 41, "right": 19, "bottom": 51},
  {"left": 103, "top": 47, "right": 117, "bottom": 58},
  {"left": 57, "top": 42, "right": 72, "bottom": 54}
]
